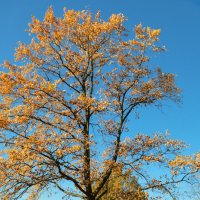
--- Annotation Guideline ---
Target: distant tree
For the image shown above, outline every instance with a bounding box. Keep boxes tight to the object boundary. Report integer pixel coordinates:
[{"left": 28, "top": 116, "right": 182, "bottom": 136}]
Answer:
[
  {"left": 96, "top": 169, "right": 147, "bottom": 200},
  {"left": 0, "top": 7, "right": 199, "bottom": 200}
]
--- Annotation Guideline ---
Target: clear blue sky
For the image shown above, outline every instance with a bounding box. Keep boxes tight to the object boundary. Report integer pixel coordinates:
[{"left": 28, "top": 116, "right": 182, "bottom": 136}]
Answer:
[{"left": 0, "top": 0, "right": 199, "bottom": 199}]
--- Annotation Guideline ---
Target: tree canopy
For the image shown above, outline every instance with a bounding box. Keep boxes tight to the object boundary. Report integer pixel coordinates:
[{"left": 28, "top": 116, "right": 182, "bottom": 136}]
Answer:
[{"left": 0, "top": 7, "right": 199, "bottom": 200}]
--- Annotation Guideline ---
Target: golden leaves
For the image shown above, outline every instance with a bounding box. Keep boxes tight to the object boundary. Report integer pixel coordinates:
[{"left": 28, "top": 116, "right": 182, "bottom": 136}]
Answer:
[
  {"left": 169, "top": 153, "right": 200, "bottom": 171},
  {"left": 15, "top": 43, "right": 31, "bottom": 61},
  {"left": 44, "top": 6, "right": 55, "bottom": 23},
  {"left": 135, "top": 23, "right": 160, "bottom": 40},
  {"left": 63, "top": 9, "right": 79, "bottom": 26},
  {"left": 147, "top": 27, "right": 161, "bottom": 38},
  {"left": 29, "top": 17, "right": 42, "bottom": 34},
  {"left": 108, "top": 13, "right": 125, "bottom": 32}
]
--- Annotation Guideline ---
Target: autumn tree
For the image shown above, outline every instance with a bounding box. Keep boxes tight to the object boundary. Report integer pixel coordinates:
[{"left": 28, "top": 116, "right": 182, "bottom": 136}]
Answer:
[
  {"left": 0, "top": 7, "right": 199, "bottom": 200},
  {"left": 96, "top": 169, "right": 147, "bottom": 200}
]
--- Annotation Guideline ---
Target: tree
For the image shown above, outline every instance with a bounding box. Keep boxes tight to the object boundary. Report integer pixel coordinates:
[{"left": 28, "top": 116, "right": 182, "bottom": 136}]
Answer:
[
  {"left": 96, "top": 169, "right": 147, "bottom": 200},
  {"left": 0, "top": 7, "right": 199, "bottom": 200}
]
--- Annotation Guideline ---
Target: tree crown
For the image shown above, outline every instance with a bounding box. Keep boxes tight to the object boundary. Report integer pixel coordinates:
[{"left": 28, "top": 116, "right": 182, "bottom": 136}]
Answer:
[{"left": 0, "top": 7, "right": 199, "bottom": 200}]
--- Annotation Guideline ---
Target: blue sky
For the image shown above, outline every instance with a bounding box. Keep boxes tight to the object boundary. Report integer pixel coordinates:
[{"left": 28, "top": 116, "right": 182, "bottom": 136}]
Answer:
[{"left": 0, "top": 0, "right": 199, "bottom": 199}]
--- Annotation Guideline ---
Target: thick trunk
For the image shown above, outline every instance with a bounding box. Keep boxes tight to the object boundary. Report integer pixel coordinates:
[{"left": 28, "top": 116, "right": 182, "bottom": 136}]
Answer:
[
  {"left": 86, "top": 194, "right": 96, "bottom": 200},
  {"left": 87, "top": 197, "right": 95, "bottom": 200}
]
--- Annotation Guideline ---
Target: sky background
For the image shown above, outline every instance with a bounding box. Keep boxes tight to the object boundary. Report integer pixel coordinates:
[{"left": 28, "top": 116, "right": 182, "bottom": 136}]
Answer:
[{"left": 0, "top": 0, "right": 199, "bottom": 199}]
